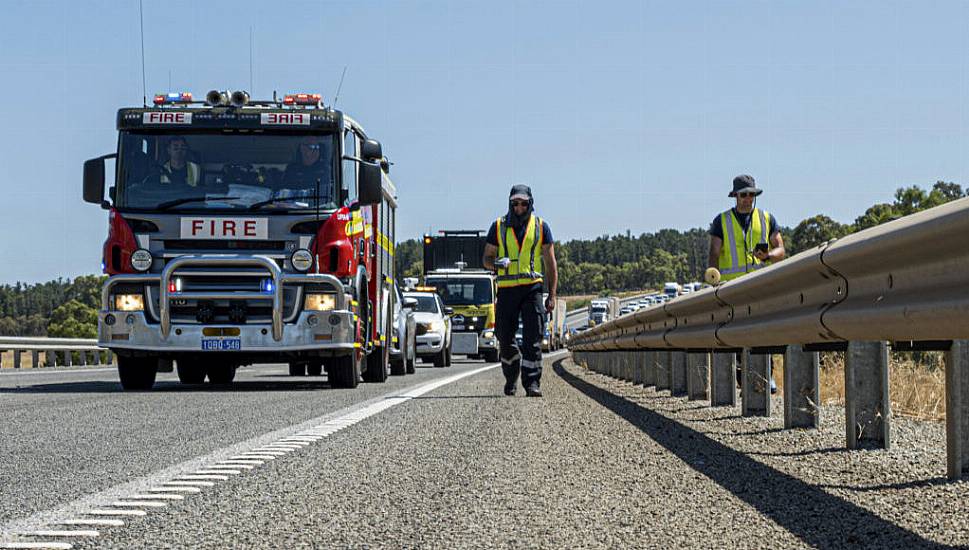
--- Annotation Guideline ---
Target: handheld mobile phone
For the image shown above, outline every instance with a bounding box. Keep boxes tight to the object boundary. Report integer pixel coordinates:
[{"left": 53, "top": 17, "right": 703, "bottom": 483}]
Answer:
[{"left": 754, "top": 242, "right": 769, "bottom": 254}]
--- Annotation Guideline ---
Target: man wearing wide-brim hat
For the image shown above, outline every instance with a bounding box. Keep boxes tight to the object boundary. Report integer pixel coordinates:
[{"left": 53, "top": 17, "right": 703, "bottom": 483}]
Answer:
[{"left": 707, "top": 174, "right": 785, "bottom": 283}]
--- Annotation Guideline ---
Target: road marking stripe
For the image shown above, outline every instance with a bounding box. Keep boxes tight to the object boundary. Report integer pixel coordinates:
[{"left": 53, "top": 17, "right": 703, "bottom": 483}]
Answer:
[
  {"left": 21, "top": 531, "right": 97, "bottom": 538},
  {"left": 0, "top": 543, "right": 74, "bottom": 549},
  {"left": 217, "top": 460, "right": 263, "bottom": 466},
  {"left": 110, "top": 501, "right": 166, "bottom": 508},
  {"left": 232, "top": 455, "right": 277, "bottom": 460},
  {"left": 58, "top": 520, "right": 123, "bottom": 527},
  {"left": 194, "top": 470, "right": 241, "bottom": 475},
  {"left": 158, "top": 481, "right": 215, "bottom": 487},
  {"left": 84, "top": 510, "right": 146, "bottom": 517},
  {"left": 128, "top": 494, "right": 184, "bottom": 500},
  {"left": 176, "top": 475, "right": 229, "bottom": 481},
  {"left": 148, "top": 486, "right": 200, "bottom": 493}
]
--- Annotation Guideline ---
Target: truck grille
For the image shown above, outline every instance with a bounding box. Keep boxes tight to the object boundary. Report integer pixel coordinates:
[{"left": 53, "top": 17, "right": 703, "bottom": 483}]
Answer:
[{"left": 164, "top": 240, "right": 287, "bottom": 251}]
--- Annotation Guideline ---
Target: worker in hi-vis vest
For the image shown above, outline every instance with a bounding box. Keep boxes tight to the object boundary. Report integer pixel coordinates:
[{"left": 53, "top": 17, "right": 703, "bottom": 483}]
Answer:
[
  {"left": 707, "top": 174, "right": 786, "bottom": 392},
  {"left": 483, "top": 185, "right": 557, "bottom": 398}
]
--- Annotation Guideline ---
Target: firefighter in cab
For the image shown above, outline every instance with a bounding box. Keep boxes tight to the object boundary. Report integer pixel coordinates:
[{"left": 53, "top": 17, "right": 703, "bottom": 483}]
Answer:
[{"left": 483, "top": 185, "right": 558, "bottom": 397}]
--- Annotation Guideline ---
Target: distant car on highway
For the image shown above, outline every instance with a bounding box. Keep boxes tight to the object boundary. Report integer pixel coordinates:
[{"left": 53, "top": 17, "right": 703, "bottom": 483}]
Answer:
[{"left": 403, "top": 291, "right": 453, "bottom": 368}]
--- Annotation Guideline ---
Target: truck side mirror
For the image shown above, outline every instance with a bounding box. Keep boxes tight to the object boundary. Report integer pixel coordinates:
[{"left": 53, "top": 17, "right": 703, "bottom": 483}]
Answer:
[
  {"left": 358, "top": 161, "right": 382, "bottom": 205},
  {"left": 84, "top": 154, "right": 116, "bottom": 207},
  {"left": 402, "top": 297, "right": 418, "bottom": 309},
  {"left": 83, "top": 157, "right": 105, "bottom": 204},
  {"left": 360, "top": 139, "right": 382, "bottom": 162}
]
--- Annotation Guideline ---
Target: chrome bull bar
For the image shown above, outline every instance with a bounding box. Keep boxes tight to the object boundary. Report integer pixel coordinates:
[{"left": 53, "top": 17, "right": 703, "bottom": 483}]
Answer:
[{"left": 101, "top": 255, "right": 346, "bottom": 343}]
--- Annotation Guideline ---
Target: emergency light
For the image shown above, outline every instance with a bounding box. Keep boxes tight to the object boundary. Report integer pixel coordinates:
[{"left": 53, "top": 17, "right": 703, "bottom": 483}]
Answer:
[
  {"left": 261, "top": 279, "right": 274, "bottom": 293},
  {"left": 153, "top": 92, "right": 193, "bottom": 105},
  {"left": 283, "top": 93, "right": 322, "bottom": 106}
]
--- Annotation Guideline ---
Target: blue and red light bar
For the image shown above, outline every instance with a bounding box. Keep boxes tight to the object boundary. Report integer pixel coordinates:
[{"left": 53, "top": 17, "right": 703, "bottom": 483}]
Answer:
[
  {"left": 283, "top": 93, "right": 321, "bottom": 106},
  {"left": 153, "top": 92, "right": 194, "bottom": 105}
]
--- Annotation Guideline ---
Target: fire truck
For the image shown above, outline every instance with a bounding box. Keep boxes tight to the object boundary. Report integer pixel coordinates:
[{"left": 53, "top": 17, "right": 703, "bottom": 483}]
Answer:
[{"left": 82, "top": 90, "right": 397, "bottom": 391}]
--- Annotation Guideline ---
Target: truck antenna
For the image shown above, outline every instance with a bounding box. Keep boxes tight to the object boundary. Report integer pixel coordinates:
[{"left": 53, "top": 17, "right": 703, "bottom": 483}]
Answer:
[
  {"left": 139, "top": 0, "right": 147, "bottom": 106},
  {"left": 332, "top": 66, "right": 348, "bottom": 107}
]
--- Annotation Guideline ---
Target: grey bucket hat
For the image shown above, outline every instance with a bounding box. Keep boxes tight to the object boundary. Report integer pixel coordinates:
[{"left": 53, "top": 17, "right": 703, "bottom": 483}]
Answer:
[{"left": 729, "top": 174, "right": 763, "bottom": 197}]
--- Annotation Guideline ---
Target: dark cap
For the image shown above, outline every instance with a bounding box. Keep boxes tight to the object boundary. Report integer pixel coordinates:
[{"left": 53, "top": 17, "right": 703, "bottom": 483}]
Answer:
[
  {"left": 509, "top": 184, "right": 533, "bottom": 201},
  {"left": 729, "top": 174, "right": 763, "bottom": 197}
]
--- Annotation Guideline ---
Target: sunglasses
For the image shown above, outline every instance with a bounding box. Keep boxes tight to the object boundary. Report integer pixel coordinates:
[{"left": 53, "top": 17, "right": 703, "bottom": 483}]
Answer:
[
  {"left": 510, "top": 200, "right": 529, "bottom": 207},
  {"left": 301, "top": 143, "right": 321, "bottom": 150},
  {"left": 737, "top": 192, "right": 756, "bottom": 198}
]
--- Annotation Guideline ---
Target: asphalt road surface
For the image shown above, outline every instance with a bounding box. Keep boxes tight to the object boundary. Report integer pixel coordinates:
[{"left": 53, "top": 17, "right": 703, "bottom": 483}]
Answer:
[{"left": 3, "top": 352, "right": 968, "bottom": 549}]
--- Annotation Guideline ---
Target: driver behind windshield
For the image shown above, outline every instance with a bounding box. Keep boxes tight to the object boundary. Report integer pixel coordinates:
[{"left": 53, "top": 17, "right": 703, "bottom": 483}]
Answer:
[
  {"left": 160, "top": 136, "right": 201, "bottom": 187},
  {"left": 282, "top": 135, "right": 333, "bottom": 202}
]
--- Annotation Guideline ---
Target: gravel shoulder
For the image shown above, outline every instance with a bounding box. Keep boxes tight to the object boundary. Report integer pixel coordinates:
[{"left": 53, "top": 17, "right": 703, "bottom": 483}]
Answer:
[{"left": 64, "top": 353, "right": 969, "bottom": 549}]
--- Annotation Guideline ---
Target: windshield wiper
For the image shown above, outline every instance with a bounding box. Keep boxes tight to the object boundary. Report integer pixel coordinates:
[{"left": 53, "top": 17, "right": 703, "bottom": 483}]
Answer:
[
  {"left": 157, "top": 196, "right": 240, "bottom": 211},
  {"left": 248, "top": 196, "right": 316, "bottom": 211}
]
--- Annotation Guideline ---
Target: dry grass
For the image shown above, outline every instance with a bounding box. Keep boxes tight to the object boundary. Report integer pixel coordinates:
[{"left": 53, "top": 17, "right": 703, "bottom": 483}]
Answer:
[{"left": 773, "top": 353, "right": 946, "bottom": 422}]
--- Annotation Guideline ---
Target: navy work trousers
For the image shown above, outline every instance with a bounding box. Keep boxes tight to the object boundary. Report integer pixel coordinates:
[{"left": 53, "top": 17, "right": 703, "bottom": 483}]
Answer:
[{"left": 495, "top": 283, "right": 545, "bottom": 388}]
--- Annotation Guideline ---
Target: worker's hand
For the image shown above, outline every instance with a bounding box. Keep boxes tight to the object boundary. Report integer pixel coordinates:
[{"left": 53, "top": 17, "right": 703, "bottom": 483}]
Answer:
[
  {"left": 545, "top": 294, "right": 556, "bottom": 313},
  {"left": 495, "top": 257, "right": 511, "bottom": 269},
  {"left": 754, "top": 249, "right": 770, "bottom": 261}
]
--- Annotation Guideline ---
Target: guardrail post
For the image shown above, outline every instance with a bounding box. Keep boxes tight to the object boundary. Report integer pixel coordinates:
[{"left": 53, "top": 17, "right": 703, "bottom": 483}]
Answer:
[
  {"left": 642, "top": 351, "right": 655, "bottom": 387},
  {"left": 655, "top": 352, "right": 670, "bottom": 392},
  {"left": 784, "top": 345, "right": 820, "bottom": 429},
  {"left": 13, "top": 350, "right": 21, "bottom": 369},
  {"left": 845, "top": 341, "right": 891, "bottom": 450},
  {"left": 620, "top": 351, "right": 630, "bottom": 381},
  {"left": 63, "top": 350, "right": 73, "bottom": 367},
  {"left": 670, "top": 351, "right": 687, "bottom": 397},
  {"left": 946, "top": 340, "right": 969, "bottom": 479},
  {"left": 45, "top": 350, "right": 56, "bottom": 368},
  {"left": 78, "top": 351, "right": 87, "bottom": 366},
  {"left": 710, "top": 352, "right": 737, "bottom": 407},
  {"left": 107, "top": 350, "right": 114, "bottom": 365},
  {"left": 742, "top": 350, "right": 770, "bottom": 417},
  {"left": 686, "top": 352, "right": 710, "bottom": 401},
  {"left": 31, "top": 350, "right": 39, "bottom": 369}
]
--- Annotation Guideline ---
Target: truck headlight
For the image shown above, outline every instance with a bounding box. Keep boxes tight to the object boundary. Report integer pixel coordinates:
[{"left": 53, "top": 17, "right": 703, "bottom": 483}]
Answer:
[
  {"left": 305, "top": 293, "right": 336, "bottom": 311},
  {"left": 291, "top": 249, "right": 313, "bottom": 272},
  {"left": 130, "top": 249, "right": 153, "bottom": 272},
  {"left": 115, "top": 294, "right": 144, "bottom": 312},
  {"left": 483, "top": 330, "right": 494, "bottom": 339},
  {"left": 428, "top": 320, "right": 444, "bottom": 332}
]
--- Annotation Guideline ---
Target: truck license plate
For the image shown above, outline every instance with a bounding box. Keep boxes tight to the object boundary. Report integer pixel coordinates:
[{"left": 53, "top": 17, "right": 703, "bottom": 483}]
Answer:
[{"left": 201, "top": 338, "right": 241, "bottom": 351}]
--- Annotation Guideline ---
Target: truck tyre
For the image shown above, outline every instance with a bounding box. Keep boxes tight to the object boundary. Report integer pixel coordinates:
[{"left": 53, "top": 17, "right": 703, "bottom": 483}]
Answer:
[
  {"left": 306, "top": 361, "right": 323, "bottom": 377},
  {"left": 329, "top": 353, "right": 360, "bottom": 388},
  {"left": 118, "top": 356, "right": 157, "bottom": 391},
  {"left": 484, "top": 349, "right": 499, "bottom": 363},
  {"left": 208, "top": 363, "right": 236, "bottom": 385},
  {"left": 405, "top": 353, "right": 416, "bottom": 374},
  {"left": 288, "top": 362, "right": 306, "bottom": 376},
  {"left": 363, "top": 305, "right": 391, "bottom": 383},
  {"left": 177, "top": 360, "right": 207, "bottom": 384},
  {"left": 390, "top": 359, "right": 406, "bottom": 376}
]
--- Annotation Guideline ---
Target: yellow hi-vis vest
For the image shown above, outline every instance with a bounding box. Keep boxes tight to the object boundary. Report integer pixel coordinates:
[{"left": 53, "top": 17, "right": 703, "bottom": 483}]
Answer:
[
  {"left": 718, "top": 207, "right": 770, "bottom": 282},
  {"left": 496, "top": 215, "right": 544, "bottom": 288},
  {"left": 161, "top": 161, "right": 200, "bottom": 187}
]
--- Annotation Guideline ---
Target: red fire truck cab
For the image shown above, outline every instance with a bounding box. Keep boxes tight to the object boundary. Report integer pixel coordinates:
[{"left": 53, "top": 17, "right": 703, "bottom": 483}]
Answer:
[{"left": 83, "top": 90, "right": 398, "bottom": 391}]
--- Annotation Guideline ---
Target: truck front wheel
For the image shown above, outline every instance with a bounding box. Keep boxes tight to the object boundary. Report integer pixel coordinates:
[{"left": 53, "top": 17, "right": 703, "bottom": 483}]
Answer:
[
  {"left": 208, "top": 363, "right": 237, "bottom": 385},
  {"left": 306, "top": 361, "right": 323, "bottom": 377},
  {"left": 118, "top": 356, "right": 157, "bottom": 391},
  {"left": 329, "top": 353, "right": 360, "bottom": 388},
  {"left": 177, "top": 360, "right": 207, "bottom": 384},
  {"left": 484, "top": 349, "right": 499, "bottom": 363}
]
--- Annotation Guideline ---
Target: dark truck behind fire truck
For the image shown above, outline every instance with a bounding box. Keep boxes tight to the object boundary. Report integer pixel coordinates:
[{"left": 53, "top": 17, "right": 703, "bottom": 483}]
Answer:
[
  {"left": 421, "top": 230, "right": 499, "bottom": 362},
  {"left": 83, "top": 90, "right": 398, "bottom": 391}
]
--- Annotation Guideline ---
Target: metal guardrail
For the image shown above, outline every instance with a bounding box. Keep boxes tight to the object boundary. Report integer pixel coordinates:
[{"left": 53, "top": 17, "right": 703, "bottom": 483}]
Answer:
[
  {"left": 0, "top": 337, "right": 112, "bottom": 369},
  {"left": 569, "top": 196, "right": 969, "bottom": 480}
]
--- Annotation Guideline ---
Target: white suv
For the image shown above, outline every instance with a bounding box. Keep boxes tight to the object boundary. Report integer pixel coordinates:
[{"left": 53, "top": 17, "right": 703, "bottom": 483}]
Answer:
[{"left": 403, "top": 291, "right": 453, "bottom": 368}]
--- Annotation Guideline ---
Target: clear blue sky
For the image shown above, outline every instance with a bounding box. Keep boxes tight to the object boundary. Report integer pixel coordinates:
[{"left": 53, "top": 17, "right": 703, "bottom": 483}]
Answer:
[{"left": 1, "top": 0, "right": 967, "bottom": 284}]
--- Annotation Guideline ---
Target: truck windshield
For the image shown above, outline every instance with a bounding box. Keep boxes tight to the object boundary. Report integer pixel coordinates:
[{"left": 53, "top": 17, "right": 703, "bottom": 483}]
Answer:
[
  {"left": 425, "top": 277, "right": 494, "bottom": 306},
  {"left": 116, "top": 131, "right": 339, "bottom": 212}
]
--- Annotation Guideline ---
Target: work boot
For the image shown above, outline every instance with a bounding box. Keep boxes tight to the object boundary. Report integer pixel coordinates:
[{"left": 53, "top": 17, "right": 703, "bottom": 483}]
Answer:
[
  {"left": 502, "top": 363, "right": 520, "bottom": 397},
  {"left": 525, "top": 383, "right": 542, "bottom": 398}
]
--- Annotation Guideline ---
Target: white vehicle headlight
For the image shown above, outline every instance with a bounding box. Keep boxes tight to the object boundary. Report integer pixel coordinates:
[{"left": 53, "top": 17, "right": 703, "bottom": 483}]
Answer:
[
  {"left": 291, "top": 249, "right": 313, "bottom": 272},
  {"left": 429, "top": 320, "right": 444, "bottom": 332},
  {"left": 115, "top": 294, "right": 144, "bottom": 312},
  {"left": 483, "top": 330, "right": 494, "bottom": 339},
  {"left": 130, "top": 249, "right": 153, "bottom": 272},
  {"left": 305, "top": 293, "right": 336, "bottom": 311}
]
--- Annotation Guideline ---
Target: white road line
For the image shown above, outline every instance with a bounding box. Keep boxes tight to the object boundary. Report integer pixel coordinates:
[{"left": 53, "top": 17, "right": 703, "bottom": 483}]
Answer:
[
  {"left": 58, "top": 520, "right": 123, "bottom": 528},
  {"left": 0, "top": 359, "right": 520, "bottom": 542},
  {"left": 21, "top": 531, "right": 97, "bottom": 538},
  {"left": 176, "top": 474, "right": 230, "bottom": 481},
  {"left": 194, "top": 470, "right": 241, "bottom": 475},
  {"left": 110, "top": 501, "right": 167, "bottom": 508},
  {"left": 84, "top": 510, "right": 146, "bottom": 517},
  {"left": 201, "top": 464, "right": 254, "bottom": 470},
  {"left": 231, "top": 454, "right": 277, "bottom": 460},
  {"left": 0, "top": 542, "right": 74, "bottom": 549},
  {"left": 147, "top": 486, "right": 200, "bottom": 493},
  {"left": 128, "top": 494, "right": 184, "bottom": 500}
]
